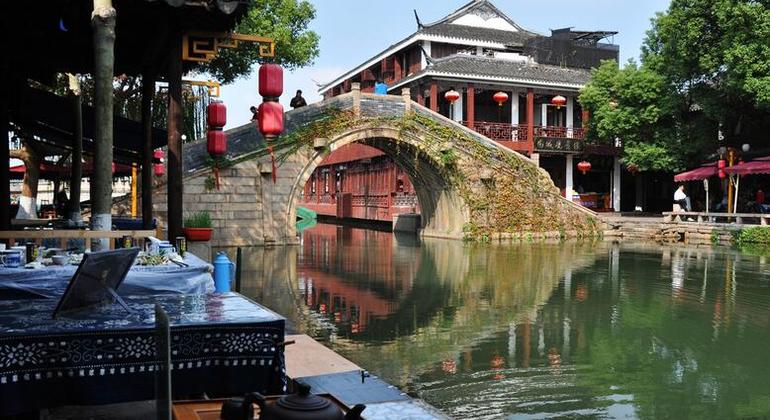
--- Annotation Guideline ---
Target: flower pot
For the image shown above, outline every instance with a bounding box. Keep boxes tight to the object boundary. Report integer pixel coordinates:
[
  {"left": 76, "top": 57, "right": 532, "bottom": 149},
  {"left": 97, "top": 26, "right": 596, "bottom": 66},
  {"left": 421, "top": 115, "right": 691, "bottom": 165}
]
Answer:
[{"left": 183, "top": 227, "right": 213, "bottom": 242}]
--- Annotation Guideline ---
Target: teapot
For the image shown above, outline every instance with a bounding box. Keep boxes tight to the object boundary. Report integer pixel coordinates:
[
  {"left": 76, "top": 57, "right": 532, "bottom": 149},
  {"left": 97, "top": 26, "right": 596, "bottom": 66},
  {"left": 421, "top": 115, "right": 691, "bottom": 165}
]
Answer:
[{"left": 221, "top": 382, "right": 365, "bottom": 420}]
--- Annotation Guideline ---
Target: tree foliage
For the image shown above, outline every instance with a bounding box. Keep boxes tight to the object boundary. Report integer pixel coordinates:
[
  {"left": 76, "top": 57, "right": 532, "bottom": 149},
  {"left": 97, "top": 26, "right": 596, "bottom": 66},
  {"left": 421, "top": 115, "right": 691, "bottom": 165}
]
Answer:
[
  {"left": 580, "top": 0, "right": 770, "bottom": 172},
  {"left": 200, "top": 0, "right": 320, "bottom": 84}
]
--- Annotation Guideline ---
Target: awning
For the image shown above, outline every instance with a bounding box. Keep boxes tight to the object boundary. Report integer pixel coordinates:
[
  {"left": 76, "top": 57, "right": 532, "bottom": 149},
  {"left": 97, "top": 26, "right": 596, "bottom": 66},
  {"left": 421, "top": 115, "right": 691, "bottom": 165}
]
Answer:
[
  {"left": 725, "top": 156, "right": 770, "bottom": 176},
  {"left": 674, "top": 162, "right": 718, "bottom": 182},
  {"left": 9, "top": 162, "right": 134, "bottom": 181}
]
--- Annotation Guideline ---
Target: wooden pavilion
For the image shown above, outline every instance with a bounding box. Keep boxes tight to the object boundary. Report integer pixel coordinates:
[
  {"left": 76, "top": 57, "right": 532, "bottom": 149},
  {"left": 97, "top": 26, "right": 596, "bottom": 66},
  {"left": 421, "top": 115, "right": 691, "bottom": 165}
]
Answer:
[{"left": 0, "top": 0, "right": 253, "bottom": 244}]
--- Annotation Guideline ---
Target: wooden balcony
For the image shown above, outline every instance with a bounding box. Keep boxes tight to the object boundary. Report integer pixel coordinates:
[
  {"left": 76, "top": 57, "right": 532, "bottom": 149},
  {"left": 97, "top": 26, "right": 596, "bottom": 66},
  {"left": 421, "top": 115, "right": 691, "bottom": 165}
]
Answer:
[{"left": 461, "top": 121, "right": 586, "bottom": 153}]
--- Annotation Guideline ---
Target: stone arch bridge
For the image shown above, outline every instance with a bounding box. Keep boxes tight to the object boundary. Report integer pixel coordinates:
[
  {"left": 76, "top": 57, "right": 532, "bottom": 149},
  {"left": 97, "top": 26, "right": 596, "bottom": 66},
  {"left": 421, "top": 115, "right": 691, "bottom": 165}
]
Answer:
[{"left": 153, "top": 86, "right": 599, "bottom": 247}]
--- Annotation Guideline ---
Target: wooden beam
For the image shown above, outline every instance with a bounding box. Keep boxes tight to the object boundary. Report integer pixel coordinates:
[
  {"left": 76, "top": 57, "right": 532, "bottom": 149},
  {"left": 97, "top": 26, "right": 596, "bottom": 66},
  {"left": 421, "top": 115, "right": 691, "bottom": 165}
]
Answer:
[
  {"left": 466, "top": 84, "right": 475, "bottom": 129},
  {"left": 167, "top": 31, "right": 184, "bottom": 241},
  {"left": 527, "top": 88, "right": 534, "bottom": 155},
  {"left": 141, "top": 72, "right": 155, "bottom": 230},
  {"left": 429, "top": 81, "right": 438, "bottom": 112}
]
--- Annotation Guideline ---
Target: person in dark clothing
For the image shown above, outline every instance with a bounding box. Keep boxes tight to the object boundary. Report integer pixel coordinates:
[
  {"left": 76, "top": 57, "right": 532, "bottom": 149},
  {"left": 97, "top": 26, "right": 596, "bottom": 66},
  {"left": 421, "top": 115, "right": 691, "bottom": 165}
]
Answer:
[
  {"left": 290, "top": 90, "right": 307, "bottom": 109},
  {"left": 250, "top": 106, "right": 258, "bottom": 121}
]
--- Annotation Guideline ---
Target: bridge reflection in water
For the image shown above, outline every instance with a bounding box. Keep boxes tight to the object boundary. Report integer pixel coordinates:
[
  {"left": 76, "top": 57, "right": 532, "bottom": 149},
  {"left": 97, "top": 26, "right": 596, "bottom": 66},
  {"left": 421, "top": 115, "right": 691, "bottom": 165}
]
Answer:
[{"left": 232, "top": 226, "right": 770, "bottom": 419}]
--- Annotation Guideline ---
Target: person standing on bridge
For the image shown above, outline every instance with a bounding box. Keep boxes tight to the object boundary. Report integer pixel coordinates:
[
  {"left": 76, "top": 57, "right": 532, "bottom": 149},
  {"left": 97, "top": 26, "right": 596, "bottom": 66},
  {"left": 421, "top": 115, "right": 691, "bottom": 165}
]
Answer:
[
  {"left": 674, "top": 185, "right": 692, "bottom": 212},
  {"left": 290, "top": 90, "right": 307, "bottom": 109}
]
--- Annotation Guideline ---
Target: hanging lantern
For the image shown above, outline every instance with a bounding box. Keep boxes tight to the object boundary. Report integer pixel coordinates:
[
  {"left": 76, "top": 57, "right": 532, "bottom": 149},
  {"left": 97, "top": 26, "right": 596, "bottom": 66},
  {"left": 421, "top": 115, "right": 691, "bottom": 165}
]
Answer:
[
  {"left": 577, "top": 160, "right": 592, "bottom": 175},
  {"left": 493, "top": 91, "right": 509, "bottom": 107},
  {"left": 153, "top": 149, "right": 165, "bottom": 176},
  {"left": 718, "top": 159, "right": 726, "bottom": 179},
  {"left": 258, "top": 64, "right": 284, "bottom": 99},
  {"left": 444, "top": 89, "right": 460, "bottom": 104},
  {"left": 551, "top": 95, "right": 567, "bottom": 109},
  {"left": 207, "top": 130, "right": 227, "bottom": 156},
  {"left": 258, "top": 101, "right": 284, "bottom": 137},
  {"left": 207, "top": 100, "right": 227, "bottom": 127}
]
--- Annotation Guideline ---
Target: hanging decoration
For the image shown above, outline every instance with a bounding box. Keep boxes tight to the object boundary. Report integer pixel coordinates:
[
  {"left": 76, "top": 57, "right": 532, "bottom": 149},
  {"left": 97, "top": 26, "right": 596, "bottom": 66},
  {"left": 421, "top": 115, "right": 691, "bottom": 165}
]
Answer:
[
  {"left": 577, "top": 160, "right": 592, "bottom": 175},
  {"left": 207, "top": 100, "right": 227, "bottom": 189},
  {"left": 718, "top": 159, "right": 726, "bottom": 179},
  {"left": 153, "top": 149, "right": 165, "bottom": 176},
  {"left": 551, "top": 95, "right": 567, "bottom": 109},
  {"left": 257, "top": 64, "right": 284, "bottom": 183},
  {"left": 493, "top": 91, "right": 509, "bottom": 107},
  {"left": 444, "top": 89, "right": 460, "bottom": 104}
]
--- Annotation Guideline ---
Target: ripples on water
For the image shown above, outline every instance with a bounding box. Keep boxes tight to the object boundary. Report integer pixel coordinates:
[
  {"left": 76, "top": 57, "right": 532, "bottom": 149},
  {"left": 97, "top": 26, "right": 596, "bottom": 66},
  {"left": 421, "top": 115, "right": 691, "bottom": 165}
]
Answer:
[{"left": 240, "top": 224, "right": 770, "bottom": 419}]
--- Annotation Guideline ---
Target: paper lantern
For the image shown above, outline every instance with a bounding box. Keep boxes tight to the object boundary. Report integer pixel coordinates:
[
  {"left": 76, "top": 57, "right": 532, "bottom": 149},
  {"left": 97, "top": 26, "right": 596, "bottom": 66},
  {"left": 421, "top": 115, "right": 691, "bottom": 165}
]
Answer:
[
  {"left": 258, "top": 101, "right": 284, "bottom": 137},
  {"left": 258, "top": 64, "right": 284, "bottom": 98},
  {"left": 551, "top": 95, "right": 567, "bottom": 109},
  {"left": 493, "top": 91, "right": 509, "bottom": 107},
  {"left": 153, "top": 149, "right": 165, "bottom": 176},
  {"left": 577, "top": 160, "right": 592, "bottom": 175},
  {"left": 207, "top": 100, "right": 226, "bottom": 127},
  {"left": 444, "top": 89, "right": 460, "bottom": 104},
  {"left": 718, "top": 159, "right": 726, "bottom": 179},
  {"left": 207, "top": 130, "right": 227, "bottom": 156}
]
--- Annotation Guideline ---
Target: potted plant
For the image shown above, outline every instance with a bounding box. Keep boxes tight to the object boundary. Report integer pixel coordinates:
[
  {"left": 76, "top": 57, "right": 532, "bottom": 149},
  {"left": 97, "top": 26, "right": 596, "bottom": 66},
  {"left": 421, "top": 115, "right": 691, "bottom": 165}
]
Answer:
[{"left": 183, "top": 211, "right": 213, "bottom": 242}]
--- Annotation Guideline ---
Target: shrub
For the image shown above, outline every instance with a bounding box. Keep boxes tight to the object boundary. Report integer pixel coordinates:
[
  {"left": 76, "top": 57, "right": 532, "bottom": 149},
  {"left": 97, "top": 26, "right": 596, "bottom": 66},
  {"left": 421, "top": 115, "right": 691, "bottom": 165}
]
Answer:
[
  {"left": 184, "top": 211, "right": 212, "bottom": 228},
  {"left": 731, "top": 227, "right": 770, "bottom": 246}
]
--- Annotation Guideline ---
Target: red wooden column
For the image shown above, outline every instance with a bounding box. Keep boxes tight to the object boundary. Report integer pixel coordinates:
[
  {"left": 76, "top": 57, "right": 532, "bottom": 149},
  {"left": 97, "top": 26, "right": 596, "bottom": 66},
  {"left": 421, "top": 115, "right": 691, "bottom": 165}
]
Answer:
[
  {"left": 526, "top": 88, "right": 535, "bottom": 155},
  {"left": 416, "top": 84, "right": 424, "bottom": 106},
  {"left": 466, "top": 84, "right": 475, "bottom": 129},
  {"left": 429, "top": 81, "right": 438, "bottom": 112}
]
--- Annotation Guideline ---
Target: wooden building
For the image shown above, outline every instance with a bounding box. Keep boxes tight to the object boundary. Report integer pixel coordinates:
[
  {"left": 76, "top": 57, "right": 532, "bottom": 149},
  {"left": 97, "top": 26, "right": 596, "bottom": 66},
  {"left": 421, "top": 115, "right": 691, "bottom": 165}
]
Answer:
[{"left": 319, "top": 0, "right": 624, "bottom": 212}]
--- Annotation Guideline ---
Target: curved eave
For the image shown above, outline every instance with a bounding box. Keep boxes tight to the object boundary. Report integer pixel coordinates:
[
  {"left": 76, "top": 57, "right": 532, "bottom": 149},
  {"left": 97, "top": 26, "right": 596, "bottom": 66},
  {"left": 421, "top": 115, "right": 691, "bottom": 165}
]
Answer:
[{"left": 388, "top": 70, "right": 586, "bottom": 92}]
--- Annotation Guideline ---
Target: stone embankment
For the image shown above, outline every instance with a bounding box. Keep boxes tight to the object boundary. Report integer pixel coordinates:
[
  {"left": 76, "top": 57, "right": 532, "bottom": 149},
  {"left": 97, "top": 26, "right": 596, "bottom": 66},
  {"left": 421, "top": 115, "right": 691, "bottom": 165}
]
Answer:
[{"left": 602, "top": 215, "right": 734, "bottom": 245}]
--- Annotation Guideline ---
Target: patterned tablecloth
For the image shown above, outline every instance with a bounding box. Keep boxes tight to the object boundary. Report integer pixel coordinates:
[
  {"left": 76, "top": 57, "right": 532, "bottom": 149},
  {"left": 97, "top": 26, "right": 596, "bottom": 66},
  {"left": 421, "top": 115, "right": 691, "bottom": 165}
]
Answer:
[
  {"left": 0, "top": 253, "right": 215, "bottom": 299},
  {"left": 0, "top": 293, "right": 286, "bottom": 415}
]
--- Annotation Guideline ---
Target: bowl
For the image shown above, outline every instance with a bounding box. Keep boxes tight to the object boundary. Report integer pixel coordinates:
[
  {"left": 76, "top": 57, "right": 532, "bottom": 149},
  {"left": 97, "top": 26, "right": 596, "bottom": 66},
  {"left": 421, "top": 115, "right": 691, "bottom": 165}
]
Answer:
[{"left": 51, "top": 255, "right": 69, "bottom": 266}]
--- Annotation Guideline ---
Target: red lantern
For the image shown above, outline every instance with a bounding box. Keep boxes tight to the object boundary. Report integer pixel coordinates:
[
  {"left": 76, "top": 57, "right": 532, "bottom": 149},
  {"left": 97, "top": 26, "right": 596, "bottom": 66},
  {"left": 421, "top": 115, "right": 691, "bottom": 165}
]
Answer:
[
  {"left": 207, "top": 100, "right": 226, "bottom": 127},
  {"left": 259, "top": 64, "right": 284, "bottom": 98},
  {"left": 493, "top": 91, "right": 509, "bottom": 107},
  {"left": 551, "top": 95, "right": 567, "bottom": 109},
  {"left": 207, "top": 130, "right": 227, "bottom": 156},
  {"left": 258, "top": 101, "right": 284, "bottom": 136},
  {"left": 577, "top": 160, "right": 592, "bottom": 174},
  {"left": 153, "top": 149, "right": 165, "bottom": 176},
  {"left": 718, "top": 159, "right": 726, "bottom": 179},
  {"left": 444, "top": 89, "right": 460, "bottom": 104}
]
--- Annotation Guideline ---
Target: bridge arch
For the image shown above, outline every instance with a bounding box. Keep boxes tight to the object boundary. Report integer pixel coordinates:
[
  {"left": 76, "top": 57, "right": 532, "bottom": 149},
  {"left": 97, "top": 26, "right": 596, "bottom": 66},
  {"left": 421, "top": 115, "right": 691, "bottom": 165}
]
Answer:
[{"left": 286, "top": 125, "right": 469, "bottom": 240}]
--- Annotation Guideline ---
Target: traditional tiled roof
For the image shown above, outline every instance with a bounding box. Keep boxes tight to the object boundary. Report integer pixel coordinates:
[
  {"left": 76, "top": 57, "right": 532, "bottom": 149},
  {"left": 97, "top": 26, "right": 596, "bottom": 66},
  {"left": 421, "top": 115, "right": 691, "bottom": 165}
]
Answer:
[
  {"left": 420, "top": 23, "right": 535, "bottom": 47},
  {"left": 392, "top": 55, "right": 592, "bottom": 89}
]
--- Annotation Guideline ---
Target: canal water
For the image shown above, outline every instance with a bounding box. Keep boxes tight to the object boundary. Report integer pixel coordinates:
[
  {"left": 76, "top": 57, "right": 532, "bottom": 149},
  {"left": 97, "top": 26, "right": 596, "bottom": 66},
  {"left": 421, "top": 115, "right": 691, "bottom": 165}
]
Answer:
[{"left": 236, "top": 223, "right": 770, "bottom": 419}]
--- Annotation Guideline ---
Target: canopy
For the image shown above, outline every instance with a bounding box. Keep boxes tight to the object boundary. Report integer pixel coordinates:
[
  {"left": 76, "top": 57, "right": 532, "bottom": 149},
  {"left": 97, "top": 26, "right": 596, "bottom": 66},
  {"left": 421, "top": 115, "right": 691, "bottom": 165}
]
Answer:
[
  {"left": 9, "top": 162, "right": 133, "bottom": 181},
  {"left": 674, "top": 162, "right": 718, "bottom": 182},
  {"left": 725, "top": 156, "right": 770, "bottom": 176}
]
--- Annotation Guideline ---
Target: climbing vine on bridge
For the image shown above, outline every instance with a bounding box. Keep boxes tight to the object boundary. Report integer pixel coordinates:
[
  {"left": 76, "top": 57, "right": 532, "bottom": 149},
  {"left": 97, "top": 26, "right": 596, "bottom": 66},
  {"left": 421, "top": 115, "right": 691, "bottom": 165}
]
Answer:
[{"left": 267, "top": 107, "right": 599, "bottom": 240}]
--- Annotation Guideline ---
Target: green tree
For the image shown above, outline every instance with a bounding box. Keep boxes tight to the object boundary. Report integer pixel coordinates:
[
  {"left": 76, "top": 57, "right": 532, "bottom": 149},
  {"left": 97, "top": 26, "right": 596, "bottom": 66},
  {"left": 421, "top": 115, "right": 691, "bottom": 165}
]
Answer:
[
  {"left": 201, "top": 0, "right": 320, "bottom": 84},
  {"left": 580, "top": 0, "right": 770, "bottom": 171}
]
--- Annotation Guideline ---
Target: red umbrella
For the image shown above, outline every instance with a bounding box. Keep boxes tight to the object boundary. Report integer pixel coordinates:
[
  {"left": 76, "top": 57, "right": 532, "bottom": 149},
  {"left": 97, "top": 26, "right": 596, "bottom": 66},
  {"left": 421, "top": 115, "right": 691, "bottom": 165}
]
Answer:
[
  {"left": 725, "top": 157, "right": 770, "bottom": 176},
  {"left": 673, "top": 162, "right": 718, "bottom": 182}
]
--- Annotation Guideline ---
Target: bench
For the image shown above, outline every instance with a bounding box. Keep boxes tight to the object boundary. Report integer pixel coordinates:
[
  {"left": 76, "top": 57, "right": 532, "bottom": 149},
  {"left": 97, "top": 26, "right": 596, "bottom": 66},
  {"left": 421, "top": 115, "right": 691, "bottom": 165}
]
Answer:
[{"left": 662, "top": 211, "right": 770, "bottom": 225}]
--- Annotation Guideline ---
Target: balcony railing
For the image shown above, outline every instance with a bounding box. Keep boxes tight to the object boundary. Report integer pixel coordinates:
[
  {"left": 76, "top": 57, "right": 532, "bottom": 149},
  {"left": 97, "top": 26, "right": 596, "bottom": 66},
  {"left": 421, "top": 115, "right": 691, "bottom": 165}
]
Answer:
[{"left": 461, "top": 121, "right": 585, "bottom": 143}]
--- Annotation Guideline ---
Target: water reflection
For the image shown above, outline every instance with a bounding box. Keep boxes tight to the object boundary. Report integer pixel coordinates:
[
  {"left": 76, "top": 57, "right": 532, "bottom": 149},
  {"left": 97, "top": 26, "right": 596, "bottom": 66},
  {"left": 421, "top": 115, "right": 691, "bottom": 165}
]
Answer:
[{"left": 234, "top": 226, "right": 770, "bottom": 419}]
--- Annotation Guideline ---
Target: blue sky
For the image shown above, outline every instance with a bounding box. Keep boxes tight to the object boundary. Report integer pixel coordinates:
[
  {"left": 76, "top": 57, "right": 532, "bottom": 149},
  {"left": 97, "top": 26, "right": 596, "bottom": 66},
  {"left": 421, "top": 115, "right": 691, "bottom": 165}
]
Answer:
[{"left": 219, "top": 0, "right": 672, "bottom": 128}]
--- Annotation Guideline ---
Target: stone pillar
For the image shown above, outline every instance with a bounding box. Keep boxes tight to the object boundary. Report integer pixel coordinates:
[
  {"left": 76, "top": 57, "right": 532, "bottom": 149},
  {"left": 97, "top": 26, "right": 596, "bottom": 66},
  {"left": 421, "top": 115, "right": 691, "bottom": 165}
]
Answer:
[
  {"left": 541, "top": 103, "right": 548, "bottom": 128},
  {"left": 429, "top": 81, "right": 438, "bottom": 112},
  {"left": 420, "top": 40, "right": 431, "bottom": 70},
  {"left": 510, "top": 91, "right": 519, "bottom": 127},
  {"left": 566, "top": 96, "right": 574, "bottom": 138},
  {"left": 466, "top": 84, "right": 475, "bottom": 129},
  {"left": 452, "top": 93, "right": 463, "bottom": 122},
  {"left": 526, "top": 88, "right": 534, "bottom": 155},
  {"left": 530, "top": 153, "right": 540, "bottom": 167},
  {"left": 612, "top": 156, "right": 621, "bottom": 212},
  {"left": 565, "top": 154, "right": 574, "bottom": 200},
  {"left": 401, "top": 88, "right": 411, "bottom": 112},
  {"left": 91, "top": 0, "right": 117, "bottom": 250},
  {"left": 352, "top": 82, "right": 361, "bottom": 116}
]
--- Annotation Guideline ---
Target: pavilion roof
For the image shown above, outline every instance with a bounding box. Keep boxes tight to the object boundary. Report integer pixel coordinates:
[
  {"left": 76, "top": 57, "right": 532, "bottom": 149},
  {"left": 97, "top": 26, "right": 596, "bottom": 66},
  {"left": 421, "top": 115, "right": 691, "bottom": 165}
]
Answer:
[
  {"left": 388, "top": 54, "right": 592, "bottom": 92},
  {"left": 2, "top": 0, "right": 248, "bottom": 82},
  {"left": 420, "top": 23, "right": 534, "bottom": 48}
]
